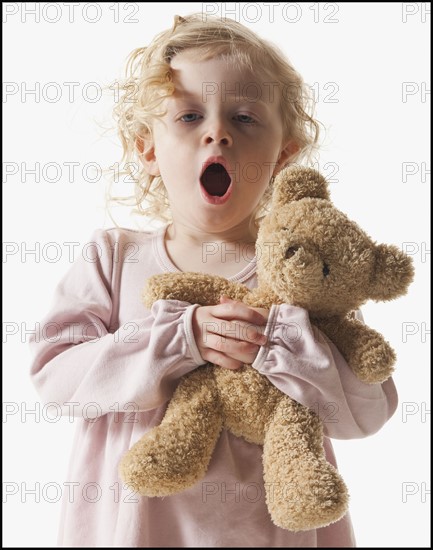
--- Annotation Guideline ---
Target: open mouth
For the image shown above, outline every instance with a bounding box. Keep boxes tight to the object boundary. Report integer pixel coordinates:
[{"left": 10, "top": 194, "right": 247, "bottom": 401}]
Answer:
[{"left": 200, "top": 163, "right": 232, "bottom": 197}]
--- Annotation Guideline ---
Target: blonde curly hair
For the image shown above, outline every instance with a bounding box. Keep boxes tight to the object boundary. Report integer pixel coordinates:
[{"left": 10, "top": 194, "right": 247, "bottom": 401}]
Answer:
[{"left": 110, "top": 13, "right": 320, "bottom": 227}]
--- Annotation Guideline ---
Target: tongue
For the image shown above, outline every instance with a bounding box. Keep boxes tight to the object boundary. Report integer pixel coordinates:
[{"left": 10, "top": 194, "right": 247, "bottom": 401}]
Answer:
[{"left": 201, "top": 163, "right": 231, "bottom": 196}]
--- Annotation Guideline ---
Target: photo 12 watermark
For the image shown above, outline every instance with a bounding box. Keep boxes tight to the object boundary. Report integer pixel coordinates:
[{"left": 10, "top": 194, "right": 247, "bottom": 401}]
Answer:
[
  {"left": 401, "top": 82, "right": 430, "bottom": 103},
  {"left": 401, "top": 402, "right": 430, "bottom": 423},
  {"left": 401, "top": 482, "right": 430, "bottom": 503},
  {"left": 2, "top": 401, "right": 142, "bottom": 424},
  {"left": 2, "top": 481, "right": 139, "bottom": 504},
  {"left": 2, "top": 3, "right": 141, "bottom": 24},
  {"left": 401, "top": 3, "right": 430, "bottom": 23},
  {"left": 401, "top": 322, "right": 430, "bottom": 343},
  {"left": 201, "top": 3, "right": 341, "bottom": 24},
  {"left": 2, "top": 239, "right": 141, "bottom": 264},
  {"left": 401, "top": 162, "right": 430, "bottom": 183}
]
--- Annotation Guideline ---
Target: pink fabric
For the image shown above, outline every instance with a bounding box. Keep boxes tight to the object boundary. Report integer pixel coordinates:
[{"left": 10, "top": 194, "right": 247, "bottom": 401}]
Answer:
[{"left": 29, "top": 225, "right": 398, "bottom": 547}]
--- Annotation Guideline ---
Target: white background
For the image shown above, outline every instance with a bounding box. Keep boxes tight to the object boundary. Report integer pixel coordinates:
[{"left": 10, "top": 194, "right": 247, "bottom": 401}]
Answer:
[{"left": 3, "top": 2, "right": 430, "bottom": 547}]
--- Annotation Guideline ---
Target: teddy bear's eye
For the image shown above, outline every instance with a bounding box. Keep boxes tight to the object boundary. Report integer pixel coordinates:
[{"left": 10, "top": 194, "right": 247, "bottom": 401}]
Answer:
[
  {"left": 323, "top": 263, "right": 330, "bottom": 277},
  {"left": 285, "top": 246, "right": 299, "bottom": 259}
]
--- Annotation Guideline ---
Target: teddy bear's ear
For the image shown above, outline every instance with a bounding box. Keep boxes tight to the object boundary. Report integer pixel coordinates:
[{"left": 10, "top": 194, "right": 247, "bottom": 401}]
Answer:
[
  {"left": 370, "top": 244, "right": 415, "bottom": 301},
  {"left": 272, "top": 166, "right": 330, "bottom": 207}
]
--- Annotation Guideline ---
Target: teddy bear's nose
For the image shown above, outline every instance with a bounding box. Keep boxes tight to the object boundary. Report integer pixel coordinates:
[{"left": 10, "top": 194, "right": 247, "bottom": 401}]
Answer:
[{"left": 285, "top": 246, "right": 300, "bottom": 259}]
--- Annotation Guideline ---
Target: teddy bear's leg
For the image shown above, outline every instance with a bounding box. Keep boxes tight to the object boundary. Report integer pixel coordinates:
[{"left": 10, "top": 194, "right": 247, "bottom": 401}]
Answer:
[
  {"left": 215, "top": 366, "right": 281, "bottom": 444},
  {"left": 263, "top": 397, "right": 349, "bottom": 532},
  {"left": 119, "top": 365, "right": 223, "bottom": 496}
]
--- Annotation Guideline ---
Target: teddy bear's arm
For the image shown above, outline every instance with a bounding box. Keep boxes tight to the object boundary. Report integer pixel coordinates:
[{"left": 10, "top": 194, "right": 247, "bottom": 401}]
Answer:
[
  {"left": 142, "top": 272, "right": 251, "bottom": 309},
  {"left": 315, "top": 317, "right": 396, "bottom": 384}
]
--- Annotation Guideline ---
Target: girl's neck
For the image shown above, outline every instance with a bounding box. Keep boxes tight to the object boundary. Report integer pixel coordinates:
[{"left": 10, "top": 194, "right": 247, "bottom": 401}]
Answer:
[
  {"left": 165, "top": 220, "right": 258, "bottom": 247},
  {"left": 164, "top": 221, "right": 258, "bottom": 277}
]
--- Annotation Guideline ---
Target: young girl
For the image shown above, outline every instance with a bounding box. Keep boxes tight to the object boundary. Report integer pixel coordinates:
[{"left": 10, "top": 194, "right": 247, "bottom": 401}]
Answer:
[{"left": 29, "top": 14, "right": 397, "bottom": 547}]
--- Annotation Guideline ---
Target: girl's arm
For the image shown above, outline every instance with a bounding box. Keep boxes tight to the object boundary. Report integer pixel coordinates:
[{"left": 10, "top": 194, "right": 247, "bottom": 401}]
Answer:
[
  {"left": 29, "top": 230, "right": 205, "bottom": 419},
  {"left": 252, "top": 304, "right": 398, "bottom": 439}
]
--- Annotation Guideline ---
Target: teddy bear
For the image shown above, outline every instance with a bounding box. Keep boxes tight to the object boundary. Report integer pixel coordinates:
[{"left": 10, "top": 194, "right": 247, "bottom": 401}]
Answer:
[{"left": 119, "top": 166, "right": 414, "bottom": 532}]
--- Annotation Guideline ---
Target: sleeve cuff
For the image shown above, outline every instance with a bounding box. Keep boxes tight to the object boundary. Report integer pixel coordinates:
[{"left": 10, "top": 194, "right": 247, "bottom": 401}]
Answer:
[
  {"left": 183, "top": 303, "right": 206, "bottom": 366},
  {"left": 251, "top": 303, "right": 280, "bottom": 371}
]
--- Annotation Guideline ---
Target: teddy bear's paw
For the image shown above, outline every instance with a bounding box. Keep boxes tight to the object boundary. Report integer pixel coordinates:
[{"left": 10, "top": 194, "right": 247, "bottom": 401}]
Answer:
[
  {"left": 142, "top": 272, "right": 250, "bottom": 308},
  {"left": 266, "top": 459, "right": 349, "bottom": 532},
  {"left": 349, "top": 339, "right": 396, "bottom": 384},
  {"left": 142, "top": 273, "right": 182, "bottom": 307}
]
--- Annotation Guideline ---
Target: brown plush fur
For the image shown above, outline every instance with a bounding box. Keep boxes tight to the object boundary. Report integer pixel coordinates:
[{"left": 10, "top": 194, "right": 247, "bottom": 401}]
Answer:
[{"left": 119, "top": 167, "right": 414, "bottom": 532}]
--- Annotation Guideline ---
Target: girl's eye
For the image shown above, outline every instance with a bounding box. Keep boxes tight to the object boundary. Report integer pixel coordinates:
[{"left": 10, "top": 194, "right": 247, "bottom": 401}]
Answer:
[
  {"left": 179, "top": 113, "right": 202, "bottom": 123},
  {"left": 235, "top": 114, "right": 256, "bottom": 124}
]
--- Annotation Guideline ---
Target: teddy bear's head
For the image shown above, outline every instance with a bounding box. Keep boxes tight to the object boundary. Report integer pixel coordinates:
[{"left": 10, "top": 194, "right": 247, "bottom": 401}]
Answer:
[{"left": 256, "top": 167, "right": 414, "bottom": 317}]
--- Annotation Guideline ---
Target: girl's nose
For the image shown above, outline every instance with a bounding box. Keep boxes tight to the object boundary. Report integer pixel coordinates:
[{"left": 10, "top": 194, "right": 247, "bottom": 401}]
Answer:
[{"left": 203, "top": 120, "right": 233, "bottom": 146}]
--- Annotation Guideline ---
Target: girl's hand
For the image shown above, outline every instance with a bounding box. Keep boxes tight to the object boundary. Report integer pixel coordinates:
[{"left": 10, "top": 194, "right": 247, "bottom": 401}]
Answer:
[{"left": 191, "top": 295, "right": 269, "bottom": 370}]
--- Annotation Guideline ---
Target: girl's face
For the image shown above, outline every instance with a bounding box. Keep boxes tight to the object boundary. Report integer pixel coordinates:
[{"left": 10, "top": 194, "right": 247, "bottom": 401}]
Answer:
[{"left": 141, "top": 50, "right": 294, "bottom": 237}]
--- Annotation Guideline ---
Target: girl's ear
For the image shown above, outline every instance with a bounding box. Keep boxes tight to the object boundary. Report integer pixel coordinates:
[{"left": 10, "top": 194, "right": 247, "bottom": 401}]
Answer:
[
  {"left": 136, "top": 136, "right": 160, "bottom": 177},
  {"left": 273, "top": 139, "right": 300, "bottom": 176}
]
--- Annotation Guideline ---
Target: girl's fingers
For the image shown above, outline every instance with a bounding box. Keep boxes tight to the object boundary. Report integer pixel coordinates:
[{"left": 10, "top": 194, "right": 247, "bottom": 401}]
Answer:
[
  {"left": 204, "top": 333, "right": 259, "bottom": 363},
  {"left": 204, "top": 319, "right": 266, "bottom": 346},
  {"left": 220, "top": 297, "right": 269, "bottom": 323},
  {"left": 215, "top": 297, "right": 267, "bottom": 326}
]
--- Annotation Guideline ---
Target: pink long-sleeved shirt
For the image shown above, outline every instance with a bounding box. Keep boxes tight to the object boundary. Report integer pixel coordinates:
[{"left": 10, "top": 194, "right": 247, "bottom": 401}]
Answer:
[{"left": 29, "top": 224, "right": 398, "bottom": 547}]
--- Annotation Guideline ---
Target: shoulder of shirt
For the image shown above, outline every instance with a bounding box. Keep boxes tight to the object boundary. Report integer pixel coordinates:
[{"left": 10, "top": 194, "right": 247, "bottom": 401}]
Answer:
[
  {"left": 90, "top": 225, "right": 164, "bottom": 244},
  {"left": 82, "top": 226, "right": 165, "bottom": 270}
]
